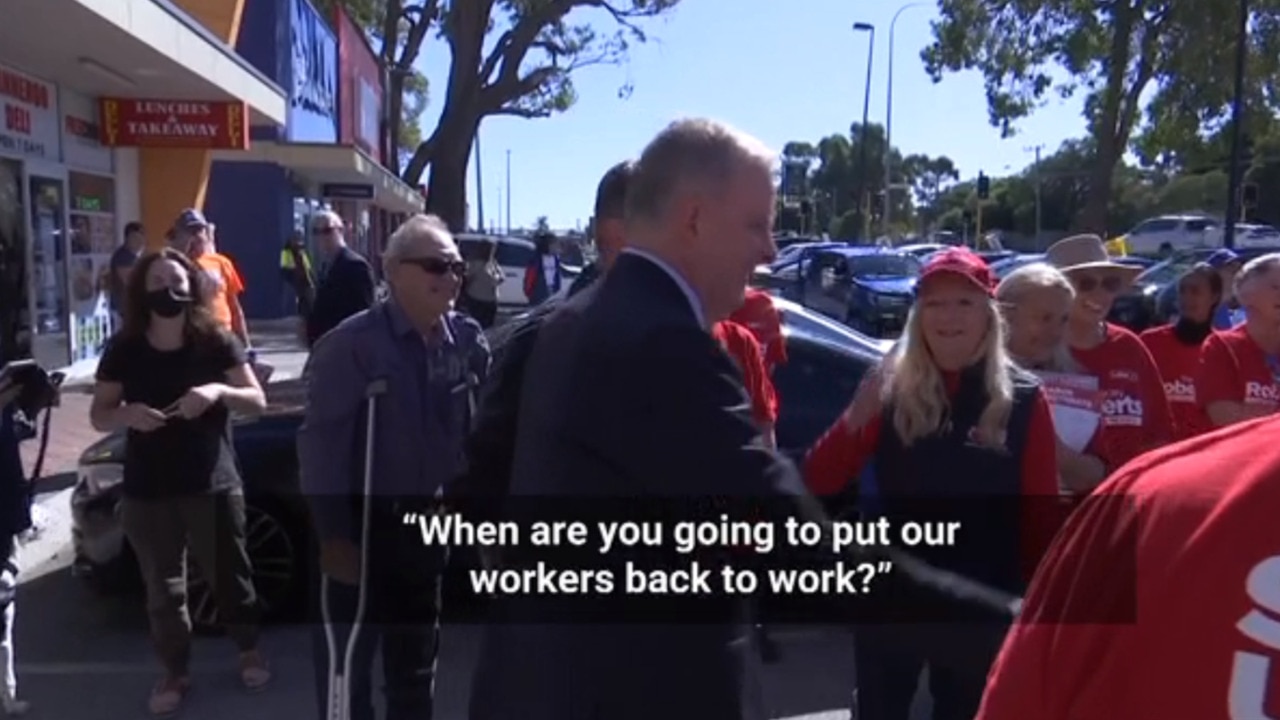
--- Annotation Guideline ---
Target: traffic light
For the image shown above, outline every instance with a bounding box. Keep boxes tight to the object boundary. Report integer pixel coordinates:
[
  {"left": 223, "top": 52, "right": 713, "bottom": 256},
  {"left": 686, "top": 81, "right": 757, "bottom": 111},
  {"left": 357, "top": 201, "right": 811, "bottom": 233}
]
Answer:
[
  {"left": 976, "top": 172, "right": 990, "bottom": 200},
  {"left": 1243, "top": 183, "right": 1258, "bottom": 208}
]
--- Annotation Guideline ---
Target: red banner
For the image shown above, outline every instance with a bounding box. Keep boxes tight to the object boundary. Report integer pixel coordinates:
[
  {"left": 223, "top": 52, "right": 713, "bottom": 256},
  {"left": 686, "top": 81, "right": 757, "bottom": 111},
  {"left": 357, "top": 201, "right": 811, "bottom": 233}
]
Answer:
[{"left": 97, "top": 98, "right": 249, "bottom": 149}]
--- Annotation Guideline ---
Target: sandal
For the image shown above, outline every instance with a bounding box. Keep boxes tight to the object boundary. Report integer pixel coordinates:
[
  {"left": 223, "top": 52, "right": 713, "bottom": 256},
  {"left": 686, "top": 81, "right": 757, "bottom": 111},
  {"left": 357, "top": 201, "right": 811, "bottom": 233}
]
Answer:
[
  {"left": 147, "top": 676, "right": 190, "bottom": 718},
  {"left": 238, "top": 651, "right": 272, "bottom": 693}
]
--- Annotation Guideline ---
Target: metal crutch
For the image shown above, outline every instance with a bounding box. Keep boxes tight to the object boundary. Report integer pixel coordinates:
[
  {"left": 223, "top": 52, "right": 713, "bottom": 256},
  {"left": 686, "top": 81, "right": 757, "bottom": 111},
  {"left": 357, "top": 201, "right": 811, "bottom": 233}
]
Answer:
[{"left": 323, "top": 378, "right": 387, "bottom": 720}]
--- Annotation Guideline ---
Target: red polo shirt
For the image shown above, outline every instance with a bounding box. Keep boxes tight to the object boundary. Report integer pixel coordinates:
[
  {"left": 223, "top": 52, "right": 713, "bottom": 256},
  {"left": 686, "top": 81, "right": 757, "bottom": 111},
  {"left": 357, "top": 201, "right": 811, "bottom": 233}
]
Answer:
[
  {"left": 1071, "top": 323, "right": 1174, "bottom": 471},
  {"left": 977, "top": 416, "right": 1280, "bottom": 720},
  {"left": 712, "top": 320, "right": 778, "bottom": 426},
  {"left": 1197, "top": 325, "right": 1280, "bottom": 417},
  {"left": 1138, "top": 325, "right": 1212, "bottom": 440},
  {"left": 729, "top": 289, "right": 787, "bottom": 369}
]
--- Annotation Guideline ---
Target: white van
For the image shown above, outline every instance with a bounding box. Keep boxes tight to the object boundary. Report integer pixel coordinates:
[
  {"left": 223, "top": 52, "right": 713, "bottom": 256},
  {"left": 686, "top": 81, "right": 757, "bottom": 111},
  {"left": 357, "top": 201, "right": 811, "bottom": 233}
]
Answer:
[{"left": 456, "top": 234, "right": 537, "bottom": 306}]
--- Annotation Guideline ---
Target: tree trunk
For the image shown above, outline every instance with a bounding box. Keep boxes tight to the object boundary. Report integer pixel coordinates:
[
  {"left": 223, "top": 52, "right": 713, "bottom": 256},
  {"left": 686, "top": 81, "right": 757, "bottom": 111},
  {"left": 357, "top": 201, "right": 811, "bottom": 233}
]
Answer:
[
  {"left": 420, "top": 113, "right": 479, "bottom": 231},
  {"left": 385, "top": 73, "right": 404, "bottom": 176},
  {"left": 1079, "top": 2, "right": 1139, "bottom": 235}
]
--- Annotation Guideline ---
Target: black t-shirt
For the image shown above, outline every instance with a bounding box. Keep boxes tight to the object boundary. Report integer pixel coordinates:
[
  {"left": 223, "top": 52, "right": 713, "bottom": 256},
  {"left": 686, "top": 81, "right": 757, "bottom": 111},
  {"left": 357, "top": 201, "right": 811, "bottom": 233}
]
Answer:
[{"left": 96, "top": 331, "right": 245, "bottom": 498}]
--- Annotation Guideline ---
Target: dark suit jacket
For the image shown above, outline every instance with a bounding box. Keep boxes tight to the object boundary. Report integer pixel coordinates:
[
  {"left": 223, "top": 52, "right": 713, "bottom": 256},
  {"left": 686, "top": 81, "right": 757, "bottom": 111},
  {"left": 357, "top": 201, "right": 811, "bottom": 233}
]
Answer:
[
  {"left": 450, "top": 268, "right": 595, "bottom": 507},
  {"left": 467, "top": 254, "right": 1018, "bottom": 720},
  {"left": 306, "top": 246, "right": 375, "bottom": 346}
]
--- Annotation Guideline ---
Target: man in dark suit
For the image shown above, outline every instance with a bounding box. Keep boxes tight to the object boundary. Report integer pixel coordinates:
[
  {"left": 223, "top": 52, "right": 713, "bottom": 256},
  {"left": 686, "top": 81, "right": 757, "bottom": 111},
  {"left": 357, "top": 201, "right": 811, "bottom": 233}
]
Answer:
[
  {"left": 467, "top": 119, "right": 1019, "bottom": 720},
  {"left": 305, "top": 211, "right": 376, "bottom": 347},
  {"left": 453, "top": 160, "right": 633, "bottom": 506}
]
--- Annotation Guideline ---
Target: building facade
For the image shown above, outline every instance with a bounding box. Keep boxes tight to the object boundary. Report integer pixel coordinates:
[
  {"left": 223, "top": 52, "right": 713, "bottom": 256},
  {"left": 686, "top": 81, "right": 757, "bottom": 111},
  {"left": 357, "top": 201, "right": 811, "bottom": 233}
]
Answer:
[
  {"left": 0, "top": 0, "right": 287, "bottom": 370},
  {"left": 205, "top": 0, "right": 421, "bottom": 320}
]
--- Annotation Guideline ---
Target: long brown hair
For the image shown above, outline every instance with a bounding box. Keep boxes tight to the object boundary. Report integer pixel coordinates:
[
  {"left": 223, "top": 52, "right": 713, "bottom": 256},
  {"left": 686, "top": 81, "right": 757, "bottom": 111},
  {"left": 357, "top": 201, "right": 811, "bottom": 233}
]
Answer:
[{"left": 119, "top": 248, "right": 223, "bottom": 345}]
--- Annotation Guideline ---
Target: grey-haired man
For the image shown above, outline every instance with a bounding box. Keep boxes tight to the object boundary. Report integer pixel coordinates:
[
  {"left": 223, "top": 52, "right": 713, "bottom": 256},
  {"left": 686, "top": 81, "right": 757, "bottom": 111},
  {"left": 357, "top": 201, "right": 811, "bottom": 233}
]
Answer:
[{"left": 298, "top": 214, "right": 490, "bottom": 720}]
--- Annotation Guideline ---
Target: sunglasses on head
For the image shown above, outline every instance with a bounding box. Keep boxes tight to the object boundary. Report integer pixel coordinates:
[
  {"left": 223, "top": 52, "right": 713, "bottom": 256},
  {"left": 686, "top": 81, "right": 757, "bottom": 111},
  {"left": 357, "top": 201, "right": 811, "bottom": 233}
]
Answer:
[
  {"left": 1073, "top": 274, "right": 1125, "bottom": 293},
  {"left": 401, "top": 257, "right": 466, "bottom": 276}
]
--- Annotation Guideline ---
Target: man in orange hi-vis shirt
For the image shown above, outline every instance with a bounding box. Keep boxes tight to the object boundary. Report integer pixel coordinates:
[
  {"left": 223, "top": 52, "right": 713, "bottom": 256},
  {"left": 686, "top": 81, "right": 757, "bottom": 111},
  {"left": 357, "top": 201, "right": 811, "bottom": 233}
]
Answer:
[{"left": 173, "top": 209, "right": 250, "bottom": 347}]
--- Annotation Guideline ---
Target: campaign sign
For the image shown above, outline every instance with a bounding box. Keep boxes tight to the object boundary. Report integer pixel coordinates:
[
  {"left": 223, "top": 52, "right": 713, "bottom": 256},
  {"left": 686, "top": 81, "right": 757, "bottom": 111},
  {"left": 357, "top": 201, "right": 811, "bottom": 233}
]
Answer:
[{"left": 1036, "top": 371, "right": 1104, "bottom": 453}]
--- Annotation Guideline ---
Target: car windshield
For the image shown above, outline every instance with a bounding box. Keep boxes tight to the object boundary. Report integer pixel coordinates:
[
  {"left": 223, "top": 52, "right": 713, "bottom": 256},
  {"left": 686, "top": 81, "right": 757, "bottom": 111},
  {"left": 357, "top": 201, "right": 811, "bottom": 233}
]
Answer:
[{"left": 846, "top": 254, "right": 920, "bottom": 278}]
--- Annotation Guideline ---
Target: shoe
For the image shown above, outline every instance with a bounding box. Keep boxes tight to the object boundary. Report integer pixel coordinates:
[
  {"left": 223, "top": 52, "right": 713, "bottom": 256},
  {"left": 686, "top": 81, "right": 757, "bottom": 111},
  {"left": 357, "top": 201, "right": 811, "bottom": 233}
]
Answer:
[
  {"left": 147, "top": 676, "right": 190, "bottom": 717},
  {"left": 238, "top": 651, "right": 272, "bottom": 693},
  {"left": 2, "top": 693, "right": 29, "bottom": 716}
]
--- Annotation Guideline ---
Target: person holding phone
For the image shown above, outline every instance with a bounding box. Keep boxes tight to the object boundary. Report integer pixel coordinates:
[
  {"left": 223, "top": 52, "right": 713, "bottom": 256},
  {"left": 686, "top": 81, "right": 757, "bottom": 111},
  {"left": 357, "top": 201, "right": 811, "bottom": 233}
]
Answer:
[{"left": 89, "top": 248, "right": 269, "bottom": 717}]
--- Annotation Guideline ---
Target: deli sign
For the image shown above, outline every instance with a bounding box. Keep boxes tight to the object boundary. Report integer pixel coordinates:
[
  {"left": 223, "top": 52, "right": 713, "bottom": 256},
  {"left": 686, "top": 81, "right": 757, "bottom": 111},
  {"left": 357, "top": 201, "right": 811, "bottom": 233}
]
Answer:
[{"left": 97, "top": 99, "right": 249, "bottom": 149}]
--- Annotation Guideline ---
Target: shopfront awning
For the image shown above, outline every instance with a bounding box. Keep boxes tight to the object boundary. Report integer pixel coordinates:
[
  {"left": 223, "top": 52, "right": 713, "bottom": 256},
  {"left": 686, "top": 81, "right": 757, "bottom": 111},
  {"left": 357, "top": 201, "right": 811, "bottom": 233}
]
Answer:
[
  {"left": 0, "top": 0, "right": 286, "bottom": 124},
  {"left": 212, "top": 141, "right": 425, "bottom": 215}
]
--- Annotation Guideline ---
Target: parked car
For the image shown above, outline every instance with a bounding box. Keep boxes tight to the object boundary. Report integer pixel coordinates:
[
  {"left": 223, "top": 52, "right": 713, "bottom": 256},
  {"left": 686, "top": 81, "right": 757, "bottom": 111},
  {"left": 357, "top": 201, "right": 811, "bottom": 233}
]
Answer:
[
  {"left": 1107, "top": 247, "right": 1276, "bottom": 330},
  {"left": 1119, "top": 214, "right": 1221, "bottom": 257},
  {"left": 796, "top": 247, "right": 920, "bottom": 336},
  {"left": 456, "top": 234, "right": 539, "bottom": 306},
  {"left": 990, "top": 253, "right": 1045, "bottom": 279},
  {"left": 73, "top": 299, "right": 885, "bottom": 629},
  {"left": 897, "top": 243, "right": 946, "bottom": 258}
]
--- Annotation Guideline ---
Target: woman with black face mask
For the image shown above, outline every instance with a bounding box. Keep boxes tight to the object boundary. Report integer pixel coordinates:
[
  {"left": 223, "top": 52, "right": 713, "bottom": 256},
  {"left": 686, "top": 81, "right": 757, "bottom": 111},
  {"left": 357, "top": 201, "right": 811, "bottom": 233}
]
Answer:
[
  {"left": 89, "top": 248, "right": 270, "bottom": 717},
  {"left": 1139, "top": 263, "right": 1222, "bottom": 441}
]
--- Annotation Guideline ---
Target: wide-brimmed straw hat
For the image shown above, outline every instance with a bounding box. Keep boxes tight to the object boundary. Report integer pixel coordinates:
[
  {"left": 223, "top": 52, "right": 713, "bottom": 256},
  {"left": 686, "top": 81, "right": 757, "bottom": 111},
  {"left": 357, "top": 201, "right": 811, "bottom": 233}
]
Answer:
[{"left": 1045, "top": 234, "right": 1143, "bottom": 277}]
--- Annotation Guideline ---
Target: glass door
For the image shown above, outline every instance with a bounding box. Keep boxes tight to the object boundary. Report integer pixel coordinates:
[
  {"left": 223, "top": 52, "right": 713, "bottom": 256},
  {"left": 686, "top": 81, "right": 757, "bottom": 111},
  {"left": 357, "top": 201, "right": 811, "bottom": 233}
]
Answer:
[
  {"left": 0, "top": 157, "right": 28, "bottom": 363},
  {"left": 23, "top": 161, "right": 71, "bottom": 369}
]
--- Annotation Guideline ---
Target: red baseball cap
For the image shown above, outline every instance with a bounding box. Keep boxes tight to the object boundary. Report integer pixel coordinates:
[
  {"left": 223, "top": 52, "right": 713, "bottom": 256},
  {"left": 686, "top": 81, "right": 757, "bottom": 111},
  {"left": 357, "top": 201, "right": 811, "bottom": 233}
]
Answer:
[{"left": 917, "top": 247, "right": 996, "bottom": 296}]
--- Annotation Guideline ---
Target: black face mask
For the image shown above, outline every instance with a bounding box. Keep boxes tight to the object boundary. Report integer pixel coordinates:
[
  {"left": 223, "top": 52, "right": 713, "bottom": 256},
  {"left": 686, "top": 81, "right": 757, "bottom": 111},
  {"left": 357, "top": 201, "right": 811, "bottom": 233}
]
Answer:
[
  {"left": 146, "top": 288, "right": 191, "bottom": 319},
  {"left": 1173, "top": 309, "right": 1216, "bottom": 345}
]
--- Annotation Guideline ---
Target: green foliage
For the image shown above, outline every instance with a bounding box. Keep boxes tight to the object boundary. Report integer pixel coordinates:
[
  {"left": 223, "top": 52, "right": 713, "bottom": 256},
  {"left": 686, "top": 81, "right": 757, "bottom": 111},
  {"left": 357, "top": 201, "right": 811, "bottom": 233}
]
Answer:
[
  {"left": 921, "top": 0, "right": 1280, "bottom": 230},
  {"left": 782, "top": 122, "right": 958, "bottom": 238}
]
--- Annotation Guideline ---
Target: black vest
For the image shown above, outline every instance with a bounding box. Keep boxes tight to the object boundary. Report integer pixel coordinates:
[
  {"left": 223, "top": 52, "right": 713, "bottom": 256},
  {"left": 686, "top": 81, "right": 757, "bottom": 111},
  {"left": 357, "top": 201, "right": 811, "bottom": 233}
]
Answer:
[{"left": 873, "top": 362, "right": 1041, "bottom": 596}]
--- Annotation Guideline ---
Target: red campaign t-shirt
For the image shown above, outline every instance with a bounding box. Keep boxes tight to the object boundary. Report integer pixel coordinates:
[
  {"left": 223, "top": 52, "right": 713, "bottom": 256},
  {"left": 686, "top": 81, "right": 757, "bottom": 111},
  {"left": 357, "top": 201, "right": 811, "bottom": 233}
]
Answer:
[
  {"left": 1197, "top": 325, "right": 1280, "bottom": 414},
  {"left": 729, "top": 289, "right": 787, "bottom": 369},
  {"left": 976, "top": 415, "right": 1280, "bottom": 720},
  {"left": 712, "top": 320, "right": 778, "bottom": 426},
  {"left": 1138, "top": 325, "right": 1212, "bottom": 440},
  {"left": 1071, "top": 323, "right": 1174, "bottom": 471}
]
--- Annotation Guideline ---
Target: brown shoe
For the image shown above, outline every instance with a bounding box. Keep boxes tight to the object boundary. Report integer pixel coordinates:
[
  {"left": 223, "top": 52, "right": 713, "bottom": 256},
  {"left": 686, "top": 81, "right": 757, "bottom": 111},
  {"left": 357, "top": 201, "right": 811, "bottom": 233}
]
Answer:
[
  {"left": 147, "top": 676, "right": 190, "bottom": 717},
  {"left": 238, "top": 651, "right": 272, "bottom": 693}
]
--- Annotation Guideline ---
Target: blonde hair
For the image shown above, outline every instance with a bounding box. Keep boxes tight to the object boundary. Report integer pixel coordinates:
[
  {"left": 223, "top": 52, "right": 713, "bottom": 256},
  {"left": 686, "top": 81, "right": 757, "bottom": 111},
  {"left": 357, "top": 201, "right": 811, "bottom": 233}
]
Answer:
[
  {"left": 882, "top": 295, "right": 1014, "bottom": 448},
  {"left": 996, "top": 262, "right": 1079, "bottom": 373}
]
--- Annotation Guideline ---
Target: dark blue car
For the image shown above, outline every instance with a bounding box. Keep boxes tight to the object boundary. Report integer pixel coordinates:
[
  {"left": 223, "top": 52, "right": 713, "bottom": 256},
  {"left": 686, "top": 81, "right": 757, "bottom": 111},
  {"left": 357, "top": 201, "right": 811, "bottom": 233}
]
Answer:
[{"left": 796, "top": 247, "right": 920, "bottom": 336}]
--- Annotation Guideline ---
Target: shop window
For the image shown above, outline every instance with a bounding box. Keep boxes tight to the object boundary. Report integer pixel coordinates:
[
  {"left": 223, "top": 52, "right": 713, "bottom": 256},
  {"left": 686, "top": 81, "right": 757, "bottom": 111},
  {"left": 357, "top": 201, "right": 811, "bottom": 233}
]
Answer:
[{"left": 67, "top": 171, "right": 116, "bottom": 361}]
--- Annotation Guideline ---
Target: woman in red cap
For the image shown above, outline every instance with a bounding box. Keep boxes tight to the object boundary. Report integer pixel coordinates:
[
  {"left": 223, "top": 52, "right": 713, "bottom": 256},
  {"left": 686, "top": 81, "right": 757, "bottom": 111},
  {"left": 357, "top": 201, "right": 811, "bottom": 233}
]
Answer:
[{"left": 804, "top": 246, "right": 1058, "bottom": 720}]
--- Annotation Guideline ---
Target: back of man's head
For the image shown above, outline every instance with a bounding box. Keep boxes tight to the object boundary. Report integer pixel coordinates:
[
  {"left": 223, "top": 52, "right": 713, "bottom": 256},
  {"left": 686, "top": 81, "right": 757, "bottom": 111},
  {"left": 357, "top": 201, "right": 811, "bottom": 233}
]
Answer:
[
  {"left": 592, "top": 160, "right": 636, "bottom": 270},
  {"left": 625, "top": 118, "right": 774, "bottom": 234},
  {"left": 623, "top": 117, "right": 778, "bottom": 322}
]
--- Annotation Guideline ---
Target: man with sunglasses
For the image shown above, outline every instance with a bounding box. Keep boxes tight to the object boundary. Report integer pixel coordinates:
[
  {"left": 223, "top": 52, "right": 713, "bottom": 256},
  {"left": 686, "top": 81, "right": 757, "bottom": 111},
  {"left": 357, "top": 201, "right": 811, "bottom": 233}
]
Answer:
[
  {"left": 305, "top": 211, "right": 376, "bottom": 347},
  {"left": 299, "top": 213, "right": 490, "bottom": 720}
]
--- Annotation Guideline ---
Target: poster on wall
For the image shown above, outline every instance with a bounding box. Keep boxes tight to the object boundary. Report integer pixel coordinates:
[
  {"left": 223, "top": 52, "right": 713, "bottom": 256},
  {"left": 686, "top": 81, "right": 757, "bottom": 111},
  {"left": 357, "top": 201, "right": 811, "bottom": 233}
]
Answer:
[{"left": 68, "top": 172, "right": 117, "bottom": 361}]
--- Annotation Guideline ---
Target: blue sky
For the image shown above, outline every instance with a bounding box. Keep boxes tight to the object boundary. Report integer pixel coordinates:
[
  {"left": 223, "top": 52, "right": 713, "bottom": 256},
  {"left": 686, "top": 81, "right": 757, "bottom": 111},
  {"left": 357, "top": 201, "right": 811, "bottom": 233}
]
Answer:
[{"left": 413, "top": 0, "right": 1089, "bottom": 231}]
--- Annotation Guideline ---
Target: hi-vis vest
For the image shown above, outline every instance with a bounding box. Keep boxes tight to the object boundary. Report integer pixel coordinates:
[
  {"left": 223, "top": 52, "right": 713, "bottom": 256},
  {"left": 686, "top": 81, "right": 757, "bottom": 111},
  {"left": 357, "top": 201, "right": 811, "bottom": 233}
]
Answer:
[{"left": 280, "top": 247, "right": 313, "bottom": 275}]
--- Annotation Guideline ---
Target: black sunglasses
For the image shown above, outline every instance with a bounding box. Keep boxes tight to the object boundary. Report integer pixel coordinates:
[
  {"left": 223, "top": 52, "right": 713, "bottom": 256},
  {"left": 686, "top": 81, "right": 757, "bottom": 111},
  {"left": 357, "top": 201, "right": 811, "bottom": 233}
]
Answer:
[
  {"left": 313, "top": 226, "right": 339, "bottom": 234},
  {"left": 401, "top": 257, "right": 466, "bottom": 276},
  {"left": 1073, "top": 274, "right": 1125, "bottom": 293}
]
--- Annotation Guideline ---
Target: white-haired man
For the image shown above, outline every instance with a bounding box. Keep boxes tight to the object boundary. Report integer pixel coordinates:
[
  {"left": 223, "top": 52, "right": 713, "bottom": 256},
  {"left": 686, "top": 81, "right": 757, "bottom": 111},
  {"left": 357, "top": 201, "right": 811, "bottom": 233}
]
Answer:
[
  {"left": 1198, "top": 251, "right": 1280, "bottom": 428},
  {"left": 468, "top": 118, "right": 1019, "bottom": 720},
  {"left": 305, "top": 211, "right": 375, "bottom": 347},
  {"left": 298, "top": 214, "right": 490, "bottom": 720}
]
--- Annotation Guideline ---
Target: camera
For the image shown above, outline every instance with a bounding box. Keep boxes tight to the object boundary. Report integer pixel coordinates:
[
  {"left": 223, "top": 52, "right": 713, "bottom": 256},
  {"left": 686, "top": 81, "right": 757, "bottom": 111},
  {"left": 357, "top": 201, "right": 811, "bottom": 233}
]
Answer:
[{"left": 1, "top": 360, "right": 64, "bottom": 417}]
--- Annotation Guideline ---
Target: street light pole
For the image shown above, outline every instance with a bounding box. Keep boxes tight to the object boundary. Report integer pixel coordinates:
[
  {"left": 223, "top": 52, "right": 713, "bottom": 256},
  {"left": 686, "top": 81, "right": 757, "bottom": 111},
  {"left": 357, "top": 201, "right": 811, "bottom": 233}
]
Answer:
[
  {"left": 473, "top": 132, "right": 485, "bottom": 233},
  {"left": 853, "top": 21, "right": 875, "bottom": 242},
  {"left": 505, "top": 149, "right": 512, "bottom": 235},
  {"left": 1025, "top": 144, "right": 1044, "bottom": 247},
  {"left": 882, "top": 3, "right": 925, "bottom": 238},
  {"left": 1224, "top": 0, "right": 1250, "bottom": 250}
]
